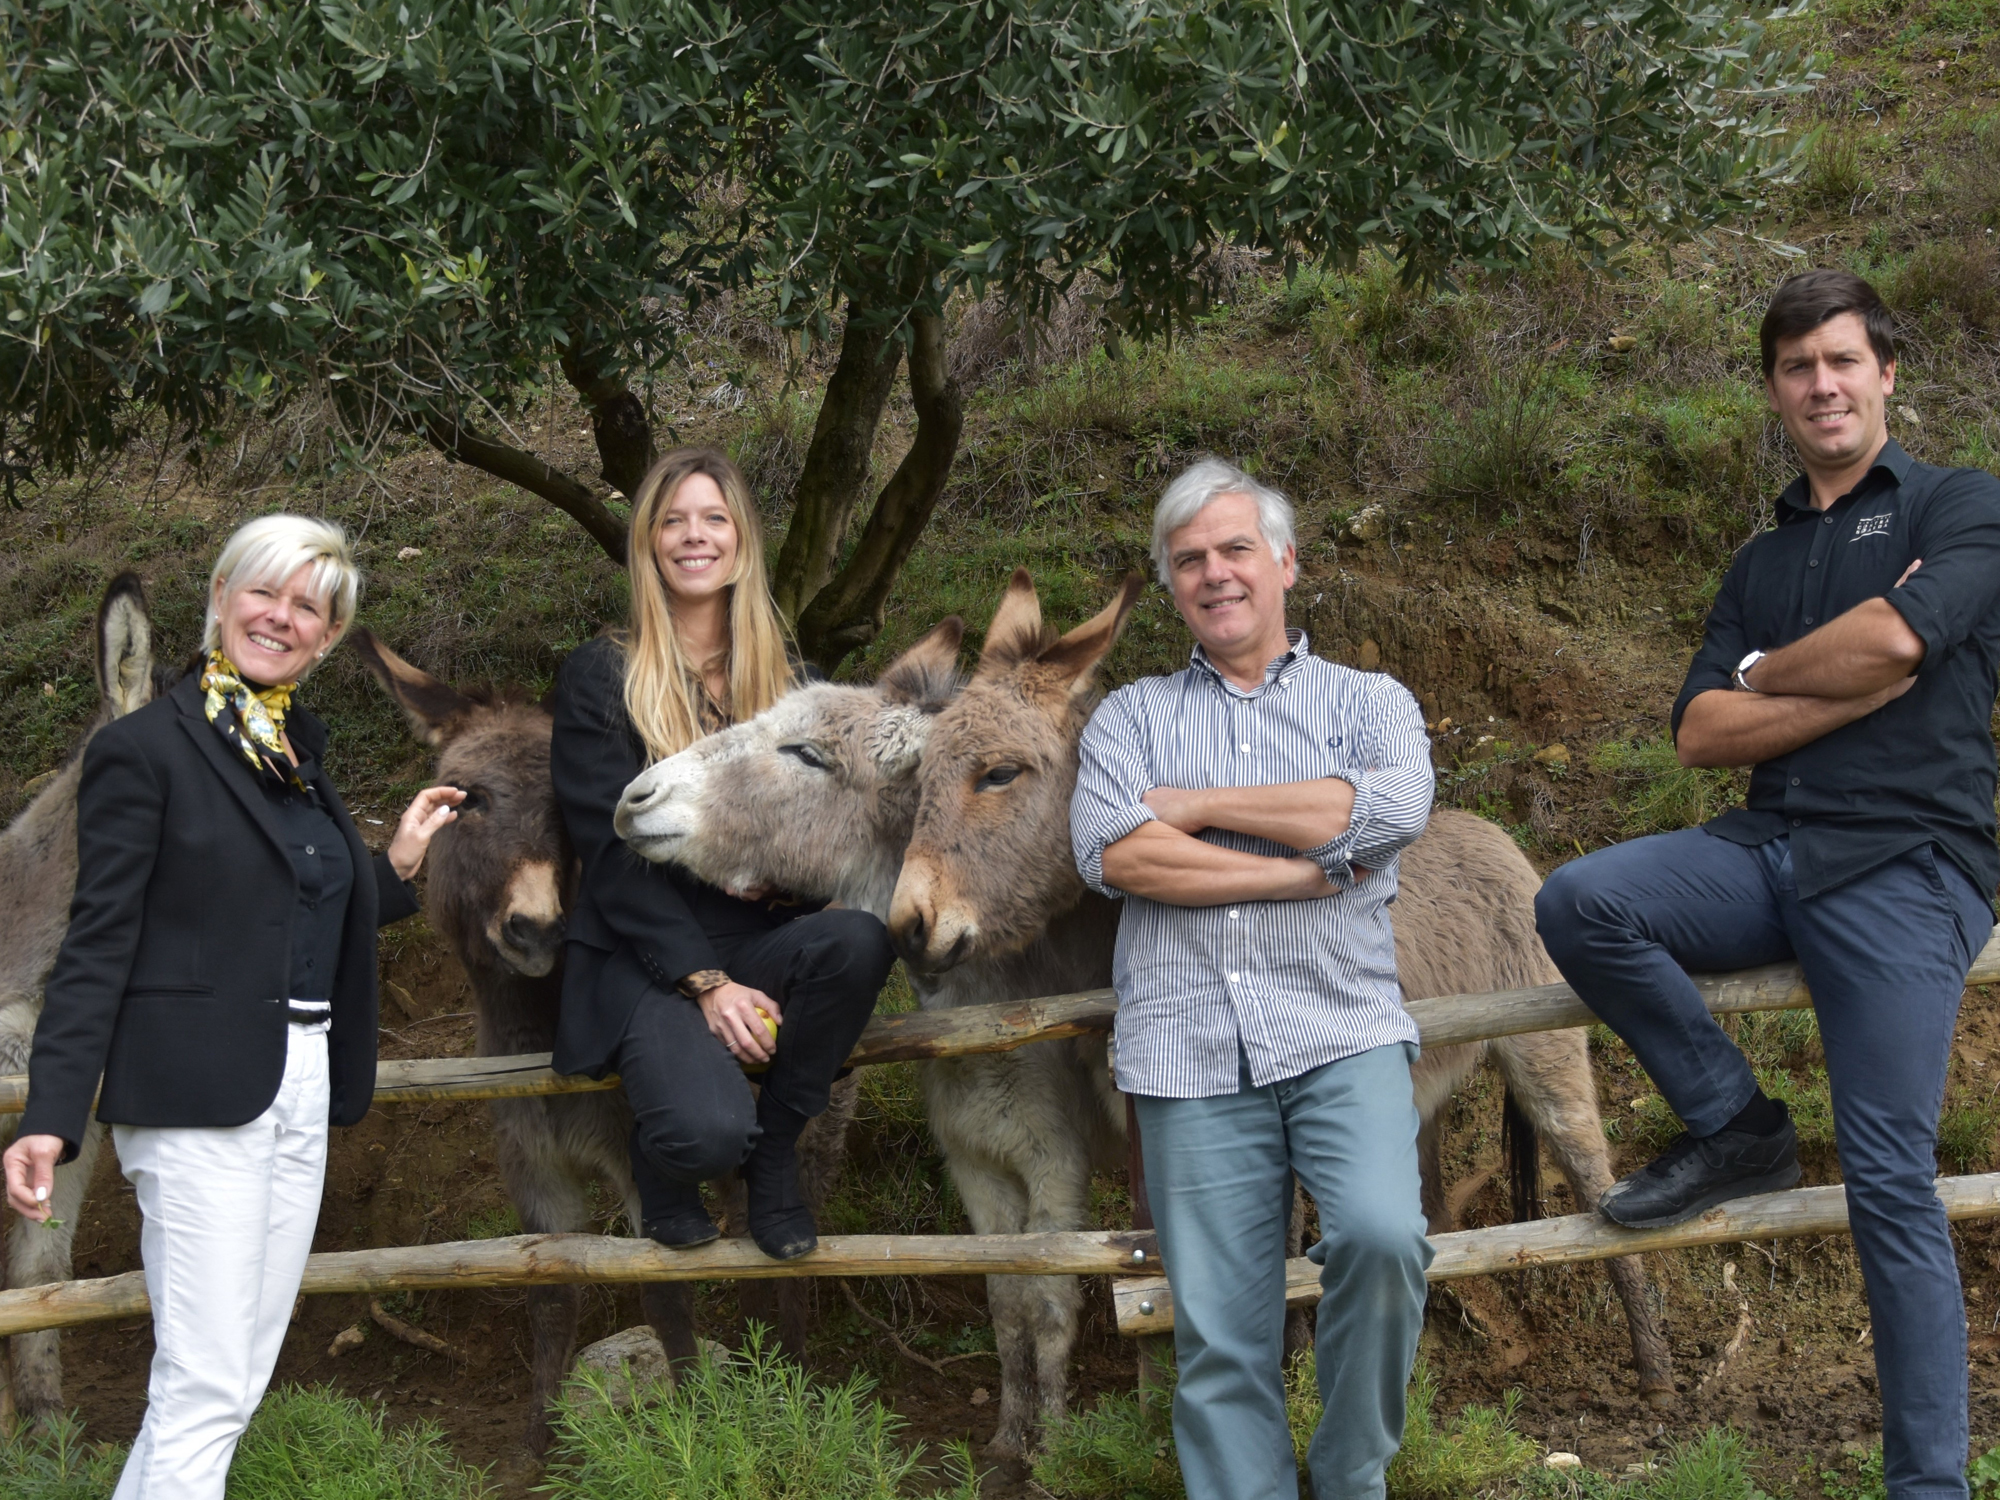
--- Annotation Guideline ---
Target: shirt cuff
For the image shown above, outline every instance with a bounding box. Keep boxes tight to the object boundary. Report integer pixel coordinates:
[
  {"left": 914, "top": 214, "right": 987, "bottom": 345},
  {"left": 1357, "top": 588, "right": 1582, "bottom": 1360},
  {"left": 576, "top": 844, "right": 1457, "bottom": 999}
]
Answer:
[
  {"left": 1301, "top": 772, "right": 1370, "bottom": 881},
  {"left": 1882, "top": 587, "right": 1942, "bottom": 676},
  {"left": 1078, "top": 804, "right": 1158, "bottom": 898}
]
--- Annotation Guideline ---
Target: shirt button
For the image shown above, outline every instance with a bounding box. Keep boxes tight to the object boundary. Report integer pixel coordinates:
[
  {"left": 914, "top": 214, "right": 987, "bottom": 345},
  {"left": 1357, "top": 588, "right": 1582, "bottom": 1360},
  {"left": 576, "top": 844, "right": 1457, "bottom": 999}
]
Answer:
[
  {"left": 1790, "top": 777, "right": 1800, "bottom": 786},
  {"left": 305, "top": 845, "right": 315, "bottom": 856},
  {"left": 1803, "top": 617, "right": 1815, "bottom": 626},
  {"left": 307, "top": 900, "right": 318, "bottom": 910},
  {"left": 1791, "top": 819, "right": 1802, "bottom": 828},
  {"left": 1239, "top": 744, "right": 1250, "bottom": 753},
  {"left": 1228, "top": 972, "right": 1240, "bottom": 982},
  {"left": 1824, "top": 515, "right": 1834, "bottom": 525},
  {"left": 1228, "top": 909, "right": 1239, "bottom": 920},
  {"left": 1808, "top": 559, "right": 1819, "bottom": 568}
]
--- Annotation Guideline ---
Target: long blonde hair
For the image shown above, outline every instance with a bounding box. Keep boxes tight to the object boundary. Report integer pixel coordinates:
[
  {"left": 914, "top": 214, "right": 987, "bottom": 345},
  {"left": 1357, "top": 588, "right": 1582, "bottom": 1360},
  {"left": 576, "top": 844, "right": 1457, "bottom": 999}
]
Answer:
[{"left": 619, "top": 447, "right": 795, "bottom": 762}]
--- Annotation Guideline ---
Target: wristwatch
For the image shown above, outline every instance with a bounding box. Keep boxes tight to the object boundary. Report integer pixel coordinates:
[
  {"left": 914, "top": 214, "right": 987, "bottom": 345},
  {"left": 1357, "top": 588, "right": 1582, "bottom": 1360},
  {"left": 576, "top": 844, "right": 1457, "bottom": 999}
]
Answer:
[{"left": 1732, "top": 650, "right": 1766, "bottom": 693}]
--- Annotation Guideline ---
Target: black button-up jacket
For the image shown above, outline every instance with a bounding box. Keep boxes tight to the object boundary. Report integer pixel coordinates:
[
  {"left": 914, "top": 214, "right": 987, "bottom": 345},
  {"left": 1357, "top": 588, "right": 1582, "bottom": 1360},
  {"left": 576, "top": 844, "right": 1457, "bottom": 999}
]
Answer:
[{"left": 1671, "top": 440, "right": 2000, "bottom": 901}]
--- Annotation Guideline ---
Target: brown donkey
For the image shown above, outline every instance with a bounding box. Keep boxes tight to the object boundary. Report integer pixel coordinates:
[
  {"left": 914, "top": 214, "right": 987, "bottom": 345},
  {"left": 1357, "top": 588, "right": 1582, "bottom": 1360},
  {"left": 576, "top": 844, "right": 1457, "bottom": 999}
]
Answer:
[
  {"left": 1, "top": 574, "right": 156, "bottom": 1425},
  {"left": 356, "top": 632, "right": 852, "bottom": 1454},
  {"left": 887, "top": 573, "right": 1674, "bottom": 1441}
]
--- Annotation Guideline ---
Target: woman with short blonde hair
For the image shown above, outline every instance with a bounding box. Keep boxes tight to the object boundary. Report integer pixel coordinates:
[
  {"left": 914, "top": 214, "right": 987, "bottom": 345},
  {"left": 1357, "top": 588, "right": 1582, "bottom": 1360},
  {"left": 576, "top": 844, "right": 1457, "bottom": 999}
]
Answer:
[
  {"left": 550, "top": 449, "right": 894, "bottom": 1259},
  {"left": 4, "top": 514, "right": 461, "bottom": 1499}
]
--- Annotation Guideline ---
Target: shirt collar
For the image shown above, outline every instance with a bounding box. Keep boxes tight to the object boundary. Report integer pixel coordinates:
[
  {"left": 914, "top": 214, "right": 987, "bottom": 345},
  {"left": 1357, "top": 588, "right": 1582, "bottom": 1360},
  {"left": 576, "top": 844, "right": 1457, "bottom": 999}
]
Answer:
[
  {"left": 1778, "top": 437, "right": 1913, "bottom": 521},
  {"left": 1190, "top": 628, "right": 1310, "bottom": 694}
]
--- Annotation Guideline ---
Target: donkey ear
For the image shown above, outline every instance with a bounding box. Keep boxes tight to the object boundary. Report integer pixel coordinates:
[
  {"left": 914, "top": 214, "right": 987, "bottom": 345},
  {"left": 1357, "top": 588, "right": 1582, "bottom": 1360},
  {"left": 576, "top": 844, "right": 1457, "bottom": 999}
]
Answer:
[
  {"left": 975, "top": 569, "right": 1046, "bottom": 674},
  {"left": 879, "top": 616, "right": 965, "bottom": 710},
  {"left": 352, "top": 628, "right": 473, "bottom": 747},
  {"left": 96, "top": 572, "right": 155, "bottom": 720},
  {"left": 1036, "top": 574, "right": 1144, "bottom": 699}
]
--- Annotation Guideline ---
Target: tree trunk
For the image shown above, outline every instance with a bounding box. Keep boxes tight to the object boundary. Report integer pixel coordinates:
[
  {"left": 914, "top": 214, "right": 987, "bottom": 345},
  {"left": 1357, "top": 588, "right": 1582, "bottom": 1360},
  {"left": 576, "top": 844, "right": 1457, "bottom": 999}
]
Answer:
[
  {"left": 769, "top": 307, "right": 904, "bottom": 624},
  {"left": 424, "top": 416, "right": 628, "bottom": 565},
  {"left": 794, "top": 310, "right": 964, "bottom": 672},
  {"left": 560, "top": 344, "right": 656, "bottom": 500}
]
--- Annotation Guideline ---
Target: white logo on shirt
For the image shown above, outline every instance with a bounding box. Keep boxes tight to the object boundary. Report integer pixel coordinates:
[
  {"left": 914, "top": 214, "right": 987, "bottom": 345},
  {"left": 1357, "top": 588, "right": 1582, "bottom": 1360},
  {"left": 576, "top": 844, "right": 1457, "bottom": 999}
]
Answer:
[{"left": 1851, "top": 512, "right": 1894, "bottom": 540}]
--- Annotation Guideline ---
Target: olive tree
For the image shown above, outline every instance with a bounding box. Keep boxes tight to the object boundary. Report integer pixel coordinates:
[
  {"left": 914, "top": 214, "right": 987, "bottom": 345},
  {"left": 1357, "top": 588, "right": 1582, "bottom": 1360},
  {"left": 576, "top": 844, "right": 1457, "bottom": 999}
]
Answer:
[{"left": 3, "top": 0, "right": 1801, "bottom": 668}]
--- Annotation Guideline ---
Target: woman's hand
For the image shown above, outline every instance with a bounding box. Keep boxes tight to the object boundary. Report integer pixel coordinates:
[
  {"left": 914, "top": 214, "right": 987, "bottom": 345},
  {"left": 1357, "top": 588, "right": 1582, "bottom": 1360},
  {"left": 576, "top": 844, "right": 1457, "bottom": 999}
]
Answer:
[
  {"left": 3, "top": 1134, "right": 65, "bottom": 1222},
  {"left": 387, "top": 784, "right": 466, "bottom": 881},
  {"left": 697, "top": 981, "right": 783, "bottom": 1065}
]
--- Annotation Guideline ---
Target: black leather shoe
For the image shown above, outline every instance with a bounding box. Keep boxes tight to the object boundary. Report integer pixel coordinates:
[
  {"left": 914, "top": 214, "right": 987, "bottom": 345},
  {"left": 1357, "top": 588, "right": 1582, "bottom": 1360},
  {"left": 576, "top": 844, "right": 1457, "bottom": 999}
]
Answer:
[
  {"left": 642, "top": 1180, "right": 720, "bottom": 1249},
  {"left": 1599, "top": 1103, "right": 1800, "bottom": 1229},
  {"left": 743, "top": 1134, "right": 817, "bottom": 1261}
]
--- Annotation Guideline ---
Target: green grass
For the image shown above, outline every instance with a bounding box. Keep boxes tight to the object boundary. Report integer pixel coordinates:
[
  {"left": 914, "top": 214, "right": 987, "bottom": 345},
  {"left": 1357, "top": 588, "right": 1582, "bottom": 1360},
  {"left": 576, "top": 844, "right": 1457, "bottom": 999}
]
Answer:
[
  {"left": 0, "top": 1387, "right": 490, "bottom": 1500},
  {"left": 541, "top": 1333, "right": 979, "bottom": 1500},
  {"left": 1589, "top": 737, "right": 1744, "bottom": 837},
  {"left": 1032, "top": 1356, "right": 1535, "bottom": 1500},
  {"left": 1517, "top": 1428, "right": 1775, "bottom": 1499}
]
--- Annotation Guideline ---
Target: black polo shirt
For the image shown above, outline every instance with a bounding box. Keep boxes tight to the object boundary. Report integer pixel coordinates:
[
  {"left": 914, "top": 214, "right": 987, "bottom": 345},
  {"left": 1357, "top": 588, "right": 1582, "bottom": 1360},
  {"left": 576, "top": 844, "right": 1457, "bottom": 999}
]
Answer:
[{"left": 1670, "top": 439, "right": 2000, "bottom": 902}]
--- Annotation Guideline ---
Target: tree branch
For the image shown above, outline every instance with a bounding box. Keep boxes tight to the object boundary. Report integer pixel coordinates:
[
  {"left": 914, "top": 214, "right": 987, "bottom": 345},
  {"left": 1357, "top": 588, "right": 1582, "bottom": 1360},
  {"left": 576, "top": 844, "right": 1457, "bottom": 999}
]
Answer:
[
  {"left": 424, "top": 416, "right": 628, "bottom": 565},
  {"left": 769, "top": 305, "right": 904, "bottom": 623},
  {"left": 795, "top": 310, "right": 963, "bottom": 672},
  {"left": 560, "top": 342, "right": 656, "bottom": 500}
]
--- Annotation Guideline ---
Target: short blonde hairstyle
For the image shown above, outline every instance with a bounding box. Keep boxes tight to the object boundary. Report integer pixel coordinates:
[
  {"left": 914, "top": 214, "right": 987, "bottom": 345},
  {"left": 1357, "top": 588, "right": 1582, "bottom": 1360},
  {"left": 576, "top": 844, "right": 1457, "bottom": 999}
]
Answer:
[{"left": 204, "top": 514, "right": 362, "bottom": 658}]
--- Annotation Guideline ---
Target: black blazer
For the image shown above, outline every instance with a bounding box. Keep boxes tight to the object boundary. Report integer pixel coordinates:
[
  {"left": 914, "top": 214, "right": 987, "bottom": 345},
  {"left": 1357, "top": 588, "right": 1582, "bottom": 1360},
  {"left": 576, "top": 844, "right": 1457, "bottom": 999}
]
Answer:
[
  {"left": 19, "top": 672, "right": 419, "bottom": 1159},
  {"left": 548, "top": 635, "right": 790, "bottom": 1076}
]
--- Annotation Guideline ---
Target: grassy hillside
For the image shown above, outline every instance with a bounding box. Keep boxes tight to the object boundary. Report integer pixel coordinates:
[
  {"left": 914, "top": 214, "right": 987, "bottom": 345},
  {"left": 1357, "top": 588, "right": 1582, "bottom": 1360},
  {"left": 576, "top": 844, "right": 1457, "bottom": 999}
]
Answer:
[{"left": 2, "top": 0, "right": 1998, "bottom": 1492}]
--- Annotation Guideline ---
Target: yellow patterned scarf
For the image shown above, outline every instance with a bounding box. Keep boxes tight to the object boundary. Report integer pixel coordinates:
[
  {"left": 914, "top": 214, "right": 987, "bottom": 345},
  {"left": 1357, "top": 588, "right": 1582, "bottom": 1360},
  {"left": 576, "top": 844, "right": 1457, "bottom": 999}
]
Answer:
[{"left": 201, "top": 650, "right": 305, "bottom": 791}]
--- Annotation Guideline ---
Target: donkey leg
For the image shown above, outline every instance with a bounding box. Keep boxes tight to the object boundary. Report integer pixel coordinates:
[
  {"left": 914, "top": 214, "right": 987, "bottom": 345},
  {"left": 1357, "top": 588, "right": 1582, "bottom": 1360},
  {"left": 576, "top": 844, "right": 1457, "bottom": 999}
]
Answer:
[
  {"left": 5, "top": 1120, "right": 104, "bottom": 1424},
  {"left": 1490, "top": 1031, "right": 1675, "bottom": 1403},
  {"left": 949, "top": 1158, "right": 1035, "bottom": 1460},
  {"left": 494, "top": 1103, "right": 593, "bottom": 1457}
]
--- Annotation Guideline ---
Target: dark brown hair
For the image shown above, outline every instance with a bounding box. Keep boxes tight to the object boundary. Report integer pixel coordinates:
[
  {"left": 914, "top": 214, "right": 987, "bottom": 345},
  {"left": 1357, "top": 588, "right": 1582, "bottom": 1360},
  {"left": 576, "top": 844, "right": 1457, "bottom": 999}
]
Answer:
[{"left": 1759, "top": 269, "right": 1896, "bottom": 379}]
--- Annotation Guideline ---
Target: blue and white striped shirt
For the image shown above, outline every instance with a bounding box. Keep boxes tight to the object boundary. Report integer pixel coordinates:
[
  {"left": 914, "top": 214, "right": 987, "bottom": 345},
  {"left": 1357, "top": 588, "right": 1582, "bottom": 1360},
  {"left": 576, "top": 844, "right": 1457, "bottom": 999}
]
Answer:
[{"left": 1070, "top": 630, "right": 1434, "bottom": 1099}]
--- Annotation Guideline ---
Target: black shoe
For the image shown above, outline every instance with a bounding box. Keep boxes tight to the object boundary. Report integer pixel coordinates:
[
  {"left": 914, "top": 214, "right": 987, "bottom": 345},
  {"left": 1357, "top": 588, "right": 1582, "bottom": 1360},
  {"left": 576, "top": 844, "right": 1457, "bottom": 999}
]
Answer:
[
  {"left": 642, "top": 1180, "right": 720, "bottom": 1249},
  {"left": 743, "top": 1133, "right": 817, "bottom": 1261},
  {"left": 1599, "top": 1103, "right": 1800, "bottom": 1230}
]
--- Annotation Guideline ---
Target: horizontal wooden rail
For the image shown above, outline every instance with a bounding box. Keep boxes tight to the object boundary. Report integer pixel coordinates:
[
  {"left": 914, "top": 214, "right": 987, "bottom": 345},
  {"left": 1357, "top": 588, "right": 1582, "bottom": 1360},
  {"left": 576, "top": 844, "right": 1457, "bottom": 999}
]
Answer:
[
  {"left": 9, "top": 1172, "right": 2000, "bottom": 1339},
  {"left": 0, "top": 1230, "right": 1163, "bottom": 1338},
  {"left": 1112, "top": 1170, "right": 2000, "bottom": 1337},
  {"left": 3, "top": 933, "right": 1994, "bottom": 1116}
]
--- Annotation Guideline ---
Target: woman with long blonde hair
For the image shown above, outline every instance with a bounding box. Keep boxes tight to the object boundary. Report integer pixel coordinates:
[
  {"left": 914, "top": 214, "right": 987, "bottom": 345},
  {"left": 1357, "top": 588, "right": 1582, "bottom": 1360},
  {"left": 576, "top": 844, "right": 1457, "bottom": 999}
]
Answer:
[{"left": 548, "top": 448, "right": 894, "bottom": 1258}]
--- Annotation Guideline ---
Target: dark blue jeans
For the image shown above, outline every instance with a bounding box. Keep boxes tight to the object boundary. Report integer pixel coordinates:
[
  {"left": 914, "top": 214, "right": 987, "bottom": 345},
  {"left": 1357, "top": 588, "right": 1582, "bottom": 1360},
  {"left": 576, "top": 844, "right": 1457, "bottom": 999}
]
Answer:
[{"left": 1536, "top": 831, "right": 1993, "bottom": 1500}]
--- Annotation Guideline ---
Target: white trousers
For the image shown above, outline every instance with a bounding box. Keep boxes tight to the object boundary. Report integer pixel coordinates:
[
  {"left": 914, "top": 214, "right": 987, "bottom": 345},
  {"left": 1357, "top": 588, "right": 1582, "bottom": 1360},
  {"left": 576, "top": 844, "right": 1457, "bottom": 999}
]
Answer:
[{"left": 111, "top": 1024, "right": 330, "bottom": 1500}]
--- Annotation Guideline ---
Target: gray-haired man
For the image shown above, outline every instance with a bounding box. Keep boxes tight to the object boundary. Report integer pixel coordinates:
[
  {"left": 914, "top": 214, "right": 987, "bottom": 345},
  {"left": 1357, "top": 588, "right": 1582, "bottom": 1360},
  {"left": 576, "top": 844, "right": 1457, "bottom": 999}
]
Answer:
[{"left": 1070, "top": 459, "right": 1435, "bottom": 1500}]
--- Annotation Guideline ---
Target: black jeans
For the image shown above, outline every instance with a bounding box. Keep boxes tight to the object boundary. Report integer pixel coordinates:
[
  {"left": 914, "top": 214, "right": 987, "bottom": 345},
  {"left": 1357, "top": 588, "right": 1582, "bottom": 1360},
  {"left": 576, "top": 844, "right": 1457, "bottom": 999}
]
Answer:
[{"left": 619, "top": 908, "right": 893, "bottom": 1208}]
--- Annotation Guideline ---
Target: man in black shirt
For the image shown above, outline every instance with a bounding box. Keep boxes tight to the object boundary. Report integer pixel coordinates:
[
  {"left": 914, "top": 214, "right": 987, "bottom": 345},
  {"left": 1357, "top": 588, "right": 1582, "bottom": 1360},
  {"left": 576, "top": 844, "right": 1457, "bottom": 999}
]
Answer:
[{"left": 1537, "top": 269, "right": 2000, "bottom": 1500}]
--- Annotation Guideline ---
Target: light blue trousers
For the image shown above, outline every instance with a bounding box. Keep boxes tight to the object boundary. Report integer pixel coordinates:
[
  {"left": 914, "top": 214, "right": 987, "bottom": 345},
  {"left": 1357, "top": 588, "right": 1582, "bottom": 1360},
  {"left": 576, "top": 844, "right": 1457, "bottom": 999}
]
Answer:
[{"left": 1134, "top": 1042, "right": 1432, "bottom": 1500}]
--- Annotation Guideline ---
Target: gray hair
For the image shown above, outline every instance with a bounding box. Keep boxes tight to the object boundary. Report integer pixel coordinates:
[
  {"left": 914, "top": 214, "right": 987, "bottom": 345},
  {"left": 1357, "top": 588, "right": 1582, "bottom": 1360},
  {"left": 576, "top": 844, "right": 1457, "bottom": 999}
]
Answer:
[
  {"left": 204, "top": 513, "right": 362, "bottom": 657},
  {"left": 1150, "top": 458, "right": 1296, "bottom": 585}
]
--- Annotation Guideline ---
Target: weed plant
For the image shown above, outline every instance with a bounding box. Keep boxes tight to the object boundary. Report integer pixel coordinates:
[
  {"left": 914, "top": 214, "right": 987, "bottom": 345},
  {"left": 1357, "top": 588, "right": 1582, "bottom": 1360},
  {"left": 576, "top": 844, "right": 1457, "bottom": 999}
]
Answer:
[
  {"left": 1033, "top": 1356, "right": 1534, "bottom": 1500},
  {"left": 0, "top": 1388, "right": 489, "bottom": 1500},
  {"left": 541, "top": 1334, "right": 978, "bottom": 1500},
  {"left": 1518, "top": 1428, "right": 1774, "bottom": 1498}
]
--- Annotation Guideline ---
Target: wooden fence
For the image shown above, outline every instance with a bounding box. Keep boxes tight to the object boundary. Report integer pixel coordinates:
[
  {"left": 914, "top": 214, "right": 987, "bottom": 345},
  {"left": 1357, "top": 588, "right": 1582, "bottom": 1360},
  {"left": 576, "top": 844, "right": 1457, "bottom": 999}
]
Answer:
[{"left": 1, "top": 931, "right": 1995, "bottom": 1339}]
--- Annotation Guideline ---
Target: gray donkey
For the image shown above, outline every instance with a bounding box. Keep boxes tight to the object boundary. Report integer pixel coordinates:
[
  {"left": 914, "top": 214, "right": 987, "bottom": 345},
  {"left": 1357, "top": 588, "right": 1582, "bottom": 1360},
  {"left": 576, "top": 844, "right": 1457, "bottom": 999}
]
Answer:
[
  {"left": 0, "top": 574, "right": 156, "bottom": 1424},
  {"left": 355, "top": 630, "right": 916, "bottom": 1455},
  {"left": 621, "top": 577, "right": 1673, "bottom": 1457}
]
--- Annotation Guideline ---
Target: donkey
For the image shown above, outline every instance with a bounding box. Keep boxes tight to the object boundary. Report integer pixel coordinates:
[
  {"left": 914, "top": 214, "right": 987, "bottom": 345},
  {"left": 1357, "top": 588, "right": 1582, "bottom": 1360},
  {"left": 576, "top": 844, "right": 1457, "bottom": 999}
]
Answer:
[
  {"left": 887, "top": 573, "right": 1674, "bottom": 1439},
  {"left": 622, "top": 576, "right": 1671, "bottom": 1455},
  {"left": 0, "top": 574, "right": 156, "bottom": 1425},
  {"left": 355, "top": 632, "right": 863, "bottom": 1455}
]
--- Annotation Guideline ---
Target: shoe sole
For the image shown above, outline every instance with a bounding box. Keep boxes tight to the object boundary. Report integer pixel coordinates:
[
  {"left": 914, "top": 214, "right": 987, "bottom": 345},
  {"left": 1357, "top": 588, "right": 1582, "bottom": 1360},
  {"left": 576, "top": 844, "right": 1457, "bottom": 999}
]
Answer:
[
  {"left": 1600, "top": 1160, "right": 1802, "bottom": 1231},
  {"left": 650, "top": 1226, "right": 721, "bottom": 1250}
]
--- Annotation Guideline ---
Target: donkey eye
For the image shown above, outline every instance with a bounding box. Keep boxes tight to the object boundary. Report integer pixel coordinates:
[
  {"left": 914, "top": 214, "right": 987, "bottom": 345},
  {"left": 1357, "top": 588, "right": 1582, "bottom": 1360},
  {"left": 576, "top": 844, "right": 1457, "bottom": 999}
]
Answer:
[
  {"left": 976, "top": 764, "right": 1022, "bottom": 791},
  {"left": 453, "top": 785, "right": 489, "bottom": 815},
  {"left": 780, "top": 743, "right": 830, "bottom": 772}
]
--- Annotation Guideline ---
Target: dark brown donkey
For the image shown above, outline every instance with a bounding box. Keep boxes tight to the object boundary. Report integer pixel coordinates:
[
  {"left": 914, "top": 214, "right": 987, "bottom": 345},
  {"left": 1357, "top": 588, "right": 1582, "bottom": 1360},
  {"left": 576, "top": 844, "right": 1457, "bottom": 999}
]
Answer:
[{"left": 355, "top": 632, "right": 844, "bottom": 1453}]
